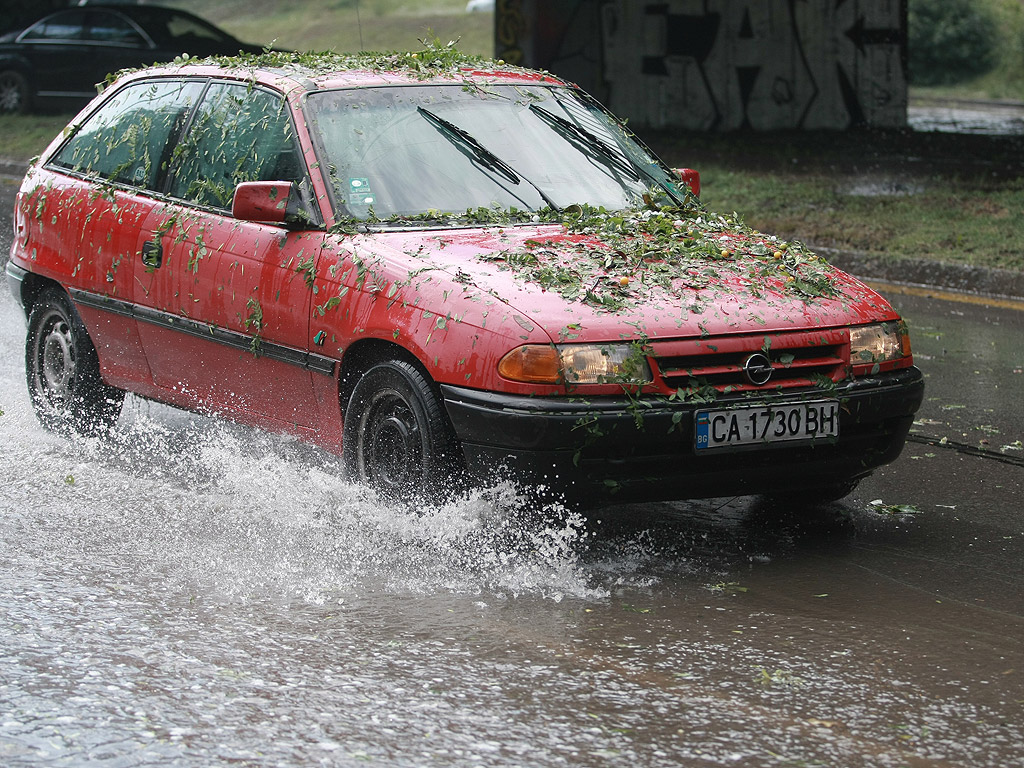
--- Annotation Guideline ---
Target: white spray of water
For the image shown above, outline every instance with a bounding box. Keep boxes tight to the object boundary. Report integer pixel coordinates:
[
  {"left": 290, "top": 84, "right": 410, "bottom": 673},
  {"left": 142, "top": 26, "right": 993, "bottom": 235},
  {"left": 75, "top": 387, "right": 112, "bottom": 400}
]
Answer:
[{"left": 4, "top": 396, "right": 611, "bottom": 604}]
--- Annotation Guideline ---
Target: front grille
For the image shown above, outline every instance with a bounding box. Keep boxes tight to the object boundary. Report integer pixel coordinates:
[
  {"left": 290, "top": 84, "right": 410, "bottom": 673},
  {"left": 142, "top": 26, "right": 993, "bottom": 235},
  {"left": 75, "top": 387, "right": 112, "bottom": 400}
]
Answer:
[{"left": 649, "top": 329, "right": 850, "bottom": 393}]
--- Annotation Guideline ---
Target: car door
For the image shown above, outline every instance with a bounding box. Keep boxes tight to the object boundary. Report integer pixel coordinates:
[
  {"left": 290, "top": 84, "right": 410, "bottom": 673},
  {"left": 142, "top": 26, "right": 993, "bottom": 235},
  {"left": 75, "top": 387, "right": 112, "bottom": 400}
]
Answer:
[
  {"left": 43, "top": 77, "right": 206, "bottom": 391},
  {"left": 132, "top": 81, "right": 326, "bottom": 434}
]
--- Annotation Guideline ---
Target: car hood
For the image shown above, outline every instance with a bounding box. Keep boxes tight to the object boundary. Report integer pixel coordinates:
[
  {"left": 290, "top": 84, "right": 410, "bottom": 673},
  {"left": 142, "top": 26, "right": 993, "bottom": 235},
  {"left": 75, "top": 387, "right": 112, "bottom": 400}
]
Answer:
[{"left": 343, "top": 214, "right": 898, "bottom": 343}]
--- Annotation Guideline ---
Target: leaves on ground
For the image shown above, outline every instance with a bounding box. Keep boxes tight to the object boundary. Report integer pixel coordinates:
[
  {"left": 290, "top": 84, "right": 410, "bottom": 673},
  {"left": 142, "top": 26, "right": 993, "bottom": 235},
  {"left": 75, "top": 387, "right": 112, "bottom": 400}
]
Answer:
[{"left": 867, "top": 499, "right": 923, "bottom": 517}]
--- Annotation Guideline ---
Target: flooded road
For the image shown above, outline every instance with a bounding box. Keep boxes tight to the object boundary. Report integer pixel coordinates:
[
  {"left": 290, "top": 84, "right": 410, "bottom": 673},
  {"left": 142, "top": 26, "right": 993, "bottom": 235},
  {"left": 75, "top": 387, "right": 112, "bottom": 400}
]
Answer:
[
  {"left": 908, "top": 99, "right": 1024, "bottom": 136},
  {"left": 2, "top": 197, "right": 1023, "bottom": 763}
]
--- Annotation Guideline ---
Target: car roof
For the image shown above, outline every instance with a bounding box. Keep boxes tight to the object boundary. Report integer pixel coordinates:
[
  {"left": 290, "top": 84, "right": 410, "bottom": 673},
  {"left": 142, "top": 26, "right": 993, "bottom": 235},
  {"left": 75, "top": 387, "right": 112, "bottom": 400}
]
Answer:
[
  {"left": 84, "top": 4, "right": 236, "bottom": 28},
  {"left": 52, "top": 3, "right": 220, "bottom": 23},
  {"left": 21, "top": 4, "right": 194, "bottom": 22},
  {"left": 111, "top": 48, "right": 568, "bottom": 97}
]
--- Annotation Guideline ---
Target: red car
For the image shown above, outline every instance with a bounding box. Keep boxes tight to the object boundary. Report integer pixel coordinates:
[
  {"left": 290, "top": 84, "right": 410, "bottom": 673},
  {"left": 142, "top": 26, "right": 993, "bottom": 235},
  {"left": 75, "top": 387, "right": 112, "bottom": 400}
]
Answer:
[{"left": 5, "top": 47, "right": 923, "bottom": 505}]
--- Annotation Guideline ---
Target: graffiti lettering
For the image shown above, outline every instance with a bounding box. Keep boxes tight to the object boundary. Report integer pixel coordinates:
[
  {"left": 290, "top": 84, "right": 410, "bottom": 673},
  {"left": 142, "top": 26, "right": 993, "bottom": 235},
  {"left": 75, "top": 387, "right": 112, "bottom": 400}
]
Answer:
[{"left": 520, "top": 0, "right": 907, "bottom": 131}]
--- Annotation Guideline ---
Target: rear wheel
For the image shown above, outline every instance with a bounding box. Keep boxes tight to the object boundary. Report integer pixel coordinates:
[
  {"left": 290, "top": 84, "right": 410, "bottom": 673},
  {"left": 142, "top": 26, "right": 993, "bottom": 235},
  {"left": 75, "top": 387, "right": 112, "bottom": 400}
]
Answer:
[
  {"left": 0, "top": 70, "right": 30, "bottom": 114},
  {"left": 342, "top": 359, "right": 463, "bottom": 503},
  {"left": 26, "top": 290, "right": 125, "bottom": 434}
]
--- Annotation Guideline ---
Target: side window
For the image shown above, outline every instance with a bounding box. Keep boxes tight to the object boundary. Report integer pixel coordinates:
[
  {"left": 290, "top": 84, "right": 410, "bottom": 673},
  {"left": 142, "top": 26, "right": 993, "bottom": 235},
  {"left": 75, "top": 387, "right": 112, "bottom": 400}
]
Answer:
[
  {"left": 50, "top": 79, "right": 203, "bottom": 190},
  {"left": 168, "top": 83, "right": 305, "bottom": 209},
  {"left": 22, "top": 12, "right": 86, "bottom": 41},
  {"left": 85, "top": 12, "right": 147, "bottom": 47}
]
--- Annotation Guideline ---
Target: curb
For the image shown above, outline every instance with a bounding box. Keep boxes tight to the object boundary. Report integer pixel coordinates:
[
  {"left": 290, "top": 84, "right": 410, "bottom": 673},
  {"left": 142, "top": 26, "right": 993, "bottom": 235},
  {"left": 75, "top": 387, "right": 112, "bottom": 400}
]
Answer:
[
  {"left": 909, "top": 95, "right": 1024, "bottom": 110},
  {"left": 0, "top": 158, "right": 30, "bottom": 179},
  {"left": 818, "top": 247, "right": 1024, "bottom": 303},
  {"left": 2, "top": 158, "right": 1022, "bottom": 302}
]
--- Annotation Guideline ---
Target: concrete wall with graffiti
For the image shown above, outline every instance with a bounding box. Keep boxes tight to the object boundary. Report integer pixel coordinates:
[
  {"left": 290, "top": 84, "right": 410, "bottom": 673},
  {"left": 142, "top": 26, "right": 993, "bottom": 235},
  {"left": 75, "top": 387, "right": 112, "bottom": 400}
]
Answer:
[{"left": 496, "top": 0, "right": 907, "bottom": 130}]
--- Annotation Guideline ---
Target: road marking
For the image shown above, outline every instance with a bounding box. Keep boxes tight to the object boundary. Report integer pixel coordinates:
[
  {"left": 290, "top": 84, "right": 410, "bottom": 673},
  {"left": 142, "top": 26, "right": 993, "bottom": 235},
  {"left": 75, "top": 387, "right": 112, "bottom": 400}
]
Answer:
[{"left": 863, "top": 280, "right": 1024, "bottom": 313}]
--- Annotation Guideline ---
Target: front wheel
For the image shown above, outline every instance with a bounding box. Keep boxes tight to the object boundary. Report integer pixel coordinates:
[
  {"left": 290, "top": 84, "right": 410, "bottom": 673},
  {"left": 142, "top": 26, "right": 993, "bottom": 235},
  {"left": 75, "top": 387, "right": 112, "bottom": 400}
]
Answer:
[
  {"left": 763, "top": 475, "right": 862, "bottom": 506},
  {"left": 343, "top": 359, "right": 463, "bottom": 503},
  {"left": 26, "top": 290, "right": 125, "bottom": 434}
]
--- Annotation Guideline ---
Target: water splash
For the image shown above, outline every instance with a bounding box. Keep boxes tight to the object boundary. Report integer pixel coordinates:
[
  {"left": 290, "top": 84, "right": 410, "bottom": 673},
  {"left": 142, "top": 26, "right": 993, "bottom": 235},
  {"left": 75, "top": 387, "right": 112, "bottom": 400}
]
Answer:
[{"left": 23, "top": 401, "right": 608, "bottom": 604}]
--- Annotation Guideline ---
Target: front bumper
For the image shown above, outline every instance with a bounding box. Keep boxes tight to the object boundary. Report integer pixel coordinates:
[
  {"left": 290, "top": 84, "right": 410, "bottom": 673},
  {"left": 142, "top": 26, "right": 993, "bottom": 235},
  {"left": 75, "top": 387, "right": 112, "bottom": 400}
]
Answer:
[
  {"left": 5, "top": 260, "right": 28, "bottom": 310},
  {"left": 441, "top": 367, "right": 925, "bottom": 504}
]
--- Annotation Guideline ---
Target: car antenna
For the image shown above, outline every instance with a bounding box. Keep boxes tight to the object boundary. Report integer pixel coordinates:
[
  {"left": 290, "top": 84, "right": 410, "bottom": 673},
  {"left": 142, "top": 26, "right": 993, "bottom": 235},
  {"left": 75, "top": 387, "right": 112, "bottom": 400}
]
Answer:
[{"left": 356, "top": 0, "right": 365, "bottom": 50}]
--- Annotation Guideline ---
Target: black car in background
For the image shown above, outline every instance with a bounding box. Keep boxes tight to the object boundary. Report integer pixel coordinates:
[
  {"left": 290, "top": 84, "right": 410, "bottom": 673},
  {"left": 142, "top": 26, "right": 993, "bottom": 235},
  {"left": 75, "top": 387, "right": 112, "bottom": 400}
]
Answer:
[{"left": 0, "top": 4, "right": 265, "bottom": 113}]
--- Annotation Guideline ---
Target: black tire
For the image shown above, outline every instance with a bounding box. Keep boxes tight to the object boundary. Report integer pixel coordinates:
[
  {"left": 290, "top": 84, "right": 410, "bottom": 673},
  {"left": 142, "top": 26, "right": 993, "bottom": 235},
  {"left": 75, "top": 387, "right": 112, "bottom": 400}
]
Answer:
[
  {"left": 808, "top": 478, "right": 861, "bottom": 504},
  {"left": 25, "top": 290, "right": 125, "bottom": 435},
  {"left": 765, "top": 477, "right": 861, "bottom": 506},
  {"left": 0, "top": 70, "right": 31, "bottom": 115},
  {"left": 342, "top": 359, "right": 463, "bottom": 503}
]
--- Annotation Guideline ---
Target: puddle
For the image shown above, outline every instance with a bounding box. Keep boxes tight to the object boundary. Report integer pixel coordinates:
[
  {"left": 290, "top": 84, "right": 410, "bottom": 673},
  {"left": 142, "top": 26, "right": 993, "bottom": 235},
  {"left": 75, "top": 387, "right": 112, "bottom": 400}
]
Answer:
[
  {"left": 908, "top": 102, "right": 1024, "bottom": 136},
  {"left": 843, "top": 178, "right": 926, "bottom": 197}
]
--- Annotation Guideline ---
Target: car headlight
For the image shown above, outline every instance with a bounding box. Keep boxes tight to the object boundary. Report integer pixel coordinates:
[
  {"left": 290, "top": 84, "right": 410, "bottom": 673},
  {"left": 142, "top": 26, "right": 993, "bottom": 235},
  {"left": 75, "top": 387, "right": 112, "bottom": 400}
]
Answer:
[
  {"left": 498, "top": 343, "right": 653, "bottom": 385},
  {"left": 850, "top": 321, "right": 910, "bottom": 369}
]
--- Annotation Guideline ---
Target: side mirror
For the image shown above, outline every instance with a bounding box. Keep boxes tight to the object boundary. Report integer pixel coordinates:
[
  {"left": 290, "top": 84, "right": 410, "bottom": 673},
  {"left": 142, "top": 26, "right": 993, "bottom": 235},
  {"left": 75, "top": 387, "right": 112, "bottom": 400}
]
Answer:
[
  {"left": 232, "top": 180, "right": 320, "bottom": 228},
  {"left": 232, "top": 181, "right": 292, "bottom": 223},
  {"left": 673, "top": 168, "right": 700, "bottom": 198}
]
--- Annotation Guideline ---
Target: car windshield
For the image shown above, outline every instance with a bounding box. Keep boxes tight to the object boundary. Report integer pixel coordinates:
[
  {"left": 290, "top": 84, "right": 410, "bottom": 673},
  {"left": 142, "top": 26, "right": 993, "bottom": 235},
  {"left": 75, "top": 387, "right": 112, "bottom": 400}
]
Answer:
[{"left": 305, "top": 83, "right": 685, "bottom": 222}]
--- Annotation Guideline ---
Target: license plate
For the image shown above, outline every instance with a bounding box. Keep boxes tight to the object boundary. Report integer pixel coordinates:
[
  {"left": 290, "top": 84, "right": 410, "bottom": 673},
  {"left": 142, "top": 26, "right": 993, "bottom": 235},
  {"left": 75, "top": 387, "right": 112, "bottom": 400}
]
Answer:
[{"left": 694, "top": 400, "right": 839, "bottom": 451}]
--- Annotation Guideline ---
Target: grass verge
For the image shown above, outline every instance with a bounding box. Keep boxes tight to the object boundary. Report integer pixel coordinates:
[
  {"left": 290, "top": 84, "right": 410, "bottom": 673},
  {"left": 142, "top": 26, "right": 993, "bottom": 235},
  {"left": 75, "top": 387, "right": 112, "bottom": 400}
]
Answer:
[
  {"left": 0, "top": 114, "right": 69, "bottom": 163},
  {"left": 650, "top": 129, "right": 1024, "bottom": 273}
]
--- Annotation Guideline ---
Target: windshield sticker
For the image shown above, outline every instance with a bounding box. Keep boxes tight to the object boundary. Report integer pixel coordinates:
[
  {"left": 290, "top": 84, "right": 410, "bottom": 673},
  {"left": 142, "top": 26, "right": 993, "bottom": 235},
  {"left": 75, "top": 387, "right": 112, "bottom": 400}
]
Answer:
[{"left": 348, "top": 178, "right": 375, "bottom": 206}]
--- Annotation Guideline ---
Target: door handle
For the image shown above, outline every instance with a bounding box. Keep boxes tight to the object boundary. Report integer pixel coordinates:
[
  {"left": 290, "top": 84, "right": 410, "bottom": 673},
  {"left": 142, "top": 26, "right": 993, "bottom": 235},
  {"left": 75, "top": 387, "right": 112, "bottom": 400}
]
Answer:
[{"left": 141, "top": 240, "right": 163, "bottom": 269}]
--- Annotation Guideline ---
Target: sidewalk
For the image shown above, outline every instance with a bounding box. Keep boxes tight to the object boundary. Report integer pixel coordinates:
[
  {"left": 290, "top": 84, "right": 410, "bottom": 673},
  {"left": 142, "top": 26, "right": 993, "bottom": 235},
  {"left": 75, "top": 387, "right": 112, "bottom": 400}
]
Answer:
[{"left": 0, "top": 158, "right": 27, "bottom": 178}]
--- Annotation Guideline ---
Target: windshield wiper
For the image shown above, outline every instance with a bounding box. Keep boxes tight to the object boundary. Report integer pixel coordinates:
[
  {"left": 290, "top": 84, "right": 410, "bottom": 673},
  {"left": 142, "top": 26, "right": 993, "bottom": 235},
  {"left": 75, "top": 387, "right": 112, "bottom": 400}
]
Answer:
[
  {"left": 529, "top": 103, "right": 641, "bottom": 182},
  {"left": 418, "top": 106, "right": 560, "bottom": 212},
  {"left": 529, "top": 103, "right": 687, "bottom": 207},
  {"left": 418, "top": 107, "right": 521, "bottom": 185}
]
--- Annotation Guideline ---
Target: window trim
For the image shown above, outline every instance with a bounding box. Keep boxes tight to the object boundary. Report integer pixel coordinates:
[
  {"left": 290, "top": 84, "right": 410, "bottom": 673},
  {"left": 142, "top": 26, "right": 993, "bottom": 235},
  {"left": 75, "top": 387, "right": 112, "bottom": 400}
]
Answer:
[
  {"left": 18, "top": 9, "right": 155, "bottom": 49},
  {"left": 82, "top": 10, "right": 154, "bottom": 49}
]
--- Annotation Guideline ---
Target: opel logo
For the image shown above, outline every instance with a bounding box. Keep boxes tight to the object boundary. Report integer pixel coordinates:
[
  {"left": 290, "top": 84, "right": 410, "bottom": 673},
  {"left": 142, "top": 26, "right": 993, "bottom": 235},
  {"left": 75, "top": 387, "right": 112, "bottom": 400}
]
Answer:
[{"left": 742, "top": 353, "right": 774, "bottom": 386}]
